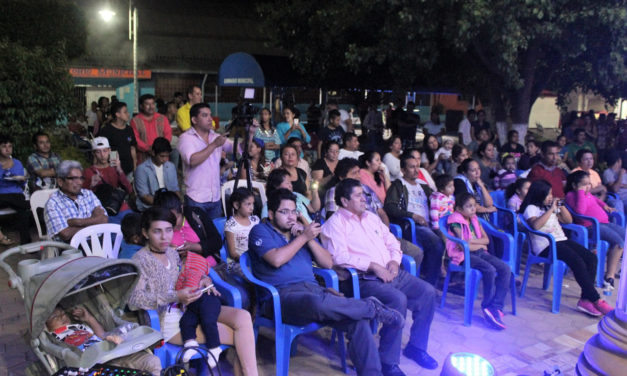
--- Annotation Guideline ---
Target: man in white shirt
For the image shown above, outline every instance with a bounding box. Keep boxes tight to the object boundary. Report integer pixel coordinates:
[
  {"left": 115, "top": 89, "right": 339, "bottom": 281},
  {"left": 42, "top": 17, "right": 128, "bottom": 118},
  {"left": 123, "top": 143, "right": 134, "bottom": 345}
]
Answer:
[
  {"left": 338, "top": 133, "right": 364, "bottom": 160},
  {"left": 324, "top": 101, "right": 353, "bottom": 133},
  {"left": 458, "top": 109, "right": 475, "bottom": 146}
]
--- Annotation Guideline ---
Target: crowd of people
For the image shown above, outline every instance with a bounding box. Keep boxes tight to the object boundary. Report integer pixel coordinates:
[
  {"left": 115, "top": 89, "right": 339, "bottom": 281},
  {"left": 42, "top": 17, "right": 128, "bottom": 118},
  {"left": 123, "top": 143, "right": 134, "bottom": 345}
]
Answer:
[{"left": 2, "top": 89, "right": 626, "bottom": 375}]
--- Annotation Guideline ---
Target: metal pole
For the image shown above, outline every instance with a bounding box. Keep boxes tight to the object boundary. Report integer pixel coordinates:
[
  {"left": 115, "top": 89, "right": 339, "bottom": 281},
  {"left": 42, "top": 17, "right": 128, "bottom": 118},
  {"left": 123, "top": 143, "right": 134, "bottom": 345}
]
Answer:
[
  {"left": 133, "top": 6, "right": 138, "bottom": 113},
  {"left": 263, "top": 87, "right": 266, "bottom": 108},
  {"left": 215, "top": 85, "right": 218, "bottom": 128}
]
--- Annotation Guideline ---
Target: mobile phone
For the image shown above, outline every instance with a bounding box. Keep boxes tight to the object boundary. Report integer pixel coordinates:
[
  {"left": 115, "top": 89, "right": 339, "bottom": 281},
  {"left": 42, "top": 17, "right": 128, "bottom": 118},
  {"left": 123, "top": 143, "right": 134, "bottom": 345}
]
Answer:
[
  {"left": 175, "top": 244, "right": 185, "bottom": 251},
  {"left": 197, "top": 284, "right": 214, "bottom": 294},
  {"left": 313, "top": 211, "right": 323, "bottom": 224},
  {"left": 294, "top": 118, "right": 300, "bottom": 126},
  {"left": 109, "top": 150, "right": 118, "bottom": 167}
]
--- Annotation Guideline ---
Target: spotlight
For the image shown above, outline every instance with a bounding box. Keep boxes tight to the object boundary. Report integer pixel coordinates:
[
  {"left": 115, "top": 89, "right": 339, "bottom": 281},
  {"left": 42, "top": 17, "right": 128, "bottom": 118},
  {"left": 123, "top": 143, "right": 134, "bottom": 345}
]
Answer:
[
  {"left": 99, "top": 9, "right": 116, "bottom": 23},
  {"left": 440, "top": 352, "right": 495, "bottom": 376}
]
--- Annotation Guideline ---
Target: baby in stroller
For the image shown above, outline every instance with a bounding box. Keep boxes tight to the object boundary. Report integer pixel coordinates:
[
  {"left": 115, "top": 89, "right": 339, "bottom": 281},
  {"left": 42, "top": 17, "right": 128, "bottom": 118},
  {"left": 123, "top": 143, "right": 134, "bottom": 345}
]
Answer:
[{"left": 45, "top": 305, "right": 162, "bottom": 375}]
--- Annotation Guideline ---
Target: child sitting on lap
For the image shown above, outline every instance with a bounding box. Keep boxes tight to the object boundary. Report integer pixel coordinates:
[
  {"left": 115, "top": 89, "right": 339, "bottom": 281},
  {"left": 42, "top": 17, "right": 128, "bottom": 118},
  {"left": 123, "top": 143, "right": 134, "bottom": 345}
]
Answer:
[{"left": 45, "top": 305, "right": 161, "bottom": 375}]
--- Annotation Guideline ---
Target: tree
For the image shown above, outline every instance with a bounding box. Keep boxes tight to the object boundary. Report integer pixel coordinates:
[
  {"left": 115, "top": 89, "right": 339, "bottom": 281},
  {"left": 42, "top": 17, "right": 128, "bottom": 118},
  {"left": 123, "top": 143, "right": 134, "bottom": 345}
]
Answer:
[
  {"left": 0, "top": 0, "right": 86, "bottom": 159},
  {"left": 259, "top": 0, "right": 627, "bottom": 125}
]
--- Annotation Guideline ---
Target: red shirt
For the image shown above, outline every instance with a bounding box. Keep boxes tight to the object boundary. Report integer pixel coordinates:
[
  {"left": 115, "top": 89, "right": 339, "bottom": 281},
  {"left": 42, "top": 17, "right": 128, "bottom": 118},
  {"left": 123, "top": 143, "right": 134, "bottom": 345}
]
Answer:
[
  {"left": 528, "top": 163, "right": 566, "bottom": 198},
  {"left": 175, "top": 252, "right": 209, "bottom": 290}
]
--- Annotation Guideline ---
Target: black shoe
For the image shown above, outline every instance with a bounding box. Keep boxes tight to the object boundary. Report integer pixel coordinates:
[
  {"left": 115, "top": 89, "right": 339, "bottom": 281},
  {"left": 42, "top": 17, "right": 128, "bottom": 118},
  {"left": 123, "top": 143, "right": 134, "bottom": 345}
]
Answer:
[
  {"left": 403, "top": 345, "right": 438, "bottom": 370},
  {"left": 365, "top": 296, "right": 405, "bottom": 328},
  {"left": 483, "top": 307, "right": 506, "bottom": 330},
  {"left": 382, "top": 363, "right": 406, "bottom": 376},
  {"left": 604, "top": 277, "right": 615, "bottom": 290}
]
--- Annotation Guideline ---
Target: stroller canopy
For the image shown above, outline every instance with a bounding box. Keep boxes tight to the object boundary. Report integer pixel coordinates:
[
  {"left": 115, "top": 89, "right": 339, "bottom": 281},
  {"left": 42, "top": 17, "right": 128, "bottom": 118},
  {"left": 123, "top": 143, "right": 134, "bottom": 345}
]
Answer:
[{"left": 28, "top": 256, "right": 140, "bottom": 338}]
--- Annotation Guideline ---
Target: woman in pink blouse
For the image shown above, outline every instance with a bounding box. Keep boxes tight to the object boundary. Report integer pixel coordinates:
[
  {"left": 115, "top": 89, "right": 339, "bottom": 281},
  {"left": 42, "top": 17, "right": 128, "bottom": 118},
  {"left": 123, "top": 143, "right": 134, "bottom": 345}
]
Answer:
[{"left": 359, "top": 151, "right": 391, "bottom": 202}]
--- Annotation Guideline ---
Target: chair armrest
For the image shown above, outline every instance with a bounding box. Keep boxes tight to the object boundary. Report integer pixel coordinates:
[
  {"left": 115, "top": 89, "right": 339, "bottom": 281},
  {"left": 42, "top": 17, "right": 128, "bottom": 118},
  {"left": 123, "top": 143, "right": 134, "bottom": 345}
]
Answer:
[
  {"left": 439, "top": 225, "right": 472, "bottom": 274},
  {"left": 402, "top": 217, "right": 417, "bottom": 244},
  {"left": 389, "top": 223, "right": 402, "bottom": 238},
  {"left": 480, "top": 218, "right": 516, "bottom": 271},
  {"left": 146, "top": 309, "right": 161, "bottom": 330},
  {"left": 219, "top": 246, "right": 228, "bottom": 263},
  {"left": 239, "top": 254, "right": 284, "bottom": 327},
  {"left": 610, "top": 211, "right": 625, "bottom": 228},
  {"left": 209, "top": 268, "right": 242, "bottom": 309},
  {"left": 493, "top": 205, "right": 518, "bottom": 235},
  {"left": 313, "top": 268, "right": 339, "bottom": 290},
  {"left": 401, "top": 254, "right": 417, "bottom": 276},
  {"left": 562, "top": 223, "right": 589, "bottom": 248}
]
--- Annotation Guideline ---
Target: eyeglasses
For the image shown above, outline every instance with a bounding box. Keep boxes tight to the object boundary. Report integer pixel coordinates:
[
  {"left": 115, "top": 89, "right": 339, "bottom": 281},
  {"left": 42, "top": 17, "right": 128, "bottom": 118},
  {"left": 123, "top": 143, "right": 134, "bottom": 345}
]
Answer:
[
  {"left": 275, "top": 209, "right": 299, "bottom": 216},
  {"left": 64, "top": 176, "right": 85, "bottom": 181}
]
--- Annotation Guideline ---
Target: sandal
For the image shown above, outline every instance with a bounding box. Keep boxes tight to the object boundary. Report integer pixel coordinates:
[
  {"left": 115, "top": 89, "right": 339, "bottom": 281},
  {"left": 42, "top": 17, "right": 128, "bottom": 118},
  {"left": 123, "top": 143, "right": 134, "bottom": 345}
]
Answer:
[{"left": 0, "top": 236, "right": 15, "bottom": 245}]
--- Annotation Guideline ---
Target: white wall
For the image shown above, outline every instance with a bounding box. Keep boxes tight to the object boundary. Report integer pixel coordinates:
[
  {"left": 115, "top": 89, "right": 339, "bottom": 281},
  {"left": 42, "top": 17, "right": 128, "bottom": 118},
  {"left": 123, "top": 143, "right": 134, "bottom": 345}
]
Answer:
[
  {"left": 528, "top": 96, "right": 561, "bottom": 129},
  {"left": 85, "top": 87, "right": 116, "bottom": 113}
]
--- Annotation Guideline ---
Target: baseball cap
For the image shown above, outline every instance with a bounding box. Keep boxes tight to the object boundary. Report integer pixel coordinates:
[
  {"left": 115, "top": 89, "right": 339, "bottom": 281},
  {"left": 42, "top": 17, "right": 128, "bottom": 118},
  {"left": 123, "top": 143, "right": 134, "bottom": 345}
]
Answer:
[{"left": 91, "top": 137, "right": 110, "bottom": 150}]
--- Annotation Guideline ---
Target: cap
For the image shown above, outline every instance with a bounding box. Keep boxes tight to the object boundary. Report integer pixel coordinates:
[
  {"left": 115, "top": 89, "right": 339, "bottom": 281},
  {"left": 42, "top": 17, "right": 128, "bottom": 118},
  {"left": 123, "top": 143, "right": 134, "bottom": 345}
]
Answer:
[{"left": 91, "top": 137, "right": 110, "bottom": 150}]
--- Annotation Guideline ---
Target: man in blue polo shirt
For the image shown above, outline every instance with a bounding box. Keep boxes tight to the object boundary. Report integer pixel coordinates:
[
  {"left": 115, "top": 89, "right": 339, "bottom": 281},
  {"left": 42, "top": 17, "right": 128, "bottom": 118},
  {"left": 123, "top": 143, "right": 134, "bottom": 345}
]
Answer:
[{"left": 248, "top": 188, "right": 405, "bottom": 376}]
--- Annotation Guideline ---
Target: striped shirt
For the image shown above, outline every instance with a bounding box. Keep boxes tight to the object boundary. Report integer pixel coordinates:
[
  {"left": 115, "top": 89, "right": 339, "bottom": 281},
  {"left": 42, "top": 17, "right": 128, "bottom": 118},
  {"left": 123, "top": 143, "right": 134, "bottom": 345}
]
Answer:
[{"left": 175, "top": 252, "right": 209, "bottom": 290}]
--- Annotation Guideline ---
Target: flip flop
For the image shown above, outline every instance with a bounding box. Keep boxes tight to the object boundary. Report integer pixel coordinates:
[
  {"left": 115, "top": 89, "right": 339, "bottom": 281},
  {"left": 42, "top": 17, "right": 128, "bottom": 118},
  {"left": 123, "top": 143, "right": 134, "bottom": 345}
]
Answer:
[{"left": 0, "top": 236, "right": 15, "bottom": 245}]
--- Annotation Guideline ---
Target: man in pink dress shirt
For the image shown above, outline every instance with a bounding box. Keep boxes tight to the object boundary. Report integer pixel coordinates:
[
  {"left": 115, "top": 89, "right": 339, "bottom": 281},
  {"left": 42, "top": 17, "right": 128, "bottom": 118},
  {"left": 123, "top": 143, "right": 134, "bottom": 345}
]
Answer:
[
  {"left": 178, "top": 103, "right": 232, "bottom": 219},
  {"left": 321, "top": 178, "right": 438, "bottom": 374}
]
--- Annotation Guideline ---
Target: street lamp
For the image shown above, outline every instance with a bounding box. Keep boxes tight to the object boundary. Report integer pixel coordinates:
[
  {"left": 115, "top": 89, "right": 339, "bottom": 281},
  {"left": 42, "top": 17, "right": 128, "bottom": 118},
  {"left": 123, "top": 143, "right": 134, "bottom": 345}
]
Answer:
[{"left": 99, "top": 1, "right": 138, "bottom": 114}]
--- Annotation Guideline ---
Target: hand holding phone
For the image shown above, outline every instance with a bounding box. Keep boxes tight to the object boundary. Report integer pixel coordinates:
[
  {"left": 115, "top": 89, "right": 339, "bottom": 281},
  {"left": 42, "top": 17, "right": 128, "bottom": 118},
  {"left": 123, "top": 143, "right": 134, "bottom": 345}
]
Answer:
[{"left": 197, "top": 284, "right": 214, "bottom": 294}]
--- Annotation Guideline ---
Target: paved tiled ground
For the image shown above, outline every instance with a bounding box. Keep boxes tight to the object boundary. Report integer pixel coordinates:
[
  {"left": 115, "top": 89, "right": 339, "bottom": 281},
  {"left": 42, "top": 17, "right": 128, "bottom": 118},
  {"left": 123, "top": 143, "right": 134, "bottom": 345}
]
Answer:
[{"left": 0, "top": 234, "right": 617, "bottom": 376}]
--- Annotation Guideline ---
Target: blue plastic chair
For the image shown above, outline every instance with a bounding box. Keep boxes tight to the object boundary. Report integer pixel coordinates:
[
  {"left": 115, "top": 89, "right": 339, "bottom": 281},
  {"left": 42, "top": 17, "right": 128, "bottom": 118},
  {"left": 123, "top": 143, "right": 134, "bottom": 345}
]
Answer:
[
  {"left": 147, "top": 268, "right": 242, "bottom": 367},
  {"left": 438, "top": 216, "right": 517, "bottom": 326},
  {"left": 212, "top": 217, "right": 229, "bottom": 261},
  {"left": 564, "top": 204, "right": 611, "bottom": 288},
  {"left": 239, "top": 252, "right": 348, "bottom": 376},
  {"left": 490, "top": 190, "right": 526, "bottom": 275},
  {"left": 393, "top": 218, "right": 427, "bottom": 276},
  {"left": 518, "top": 215, "right": 588, "bottom": 313},
  {"left": 389, "top": 223, "right": 419, "bottom": 276},
  {"left": 606, "top": 193, "right": 626, "bottom": 227}
]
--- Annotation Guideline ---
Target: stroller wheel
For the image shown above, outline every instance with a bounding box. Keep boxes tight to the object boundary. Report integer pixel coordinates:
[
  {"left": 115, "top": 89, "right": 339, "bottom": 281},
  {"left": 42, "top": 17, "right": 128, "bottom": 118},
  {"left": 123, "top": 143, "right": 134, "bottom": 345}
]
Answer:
[{"left": 25, "top": 361, "right": 49, "bottom": 376}]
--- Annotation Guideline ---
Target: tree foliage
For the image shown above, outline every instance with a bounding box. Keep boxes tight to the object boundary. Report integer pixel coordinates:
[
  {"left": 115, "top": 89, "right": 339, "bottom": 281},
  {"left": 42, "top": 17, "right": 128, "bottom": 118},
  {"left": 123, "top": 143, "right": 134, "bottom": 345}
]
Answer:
[{"left": 259, "top": 0, "right": 627, "bottom": 123}]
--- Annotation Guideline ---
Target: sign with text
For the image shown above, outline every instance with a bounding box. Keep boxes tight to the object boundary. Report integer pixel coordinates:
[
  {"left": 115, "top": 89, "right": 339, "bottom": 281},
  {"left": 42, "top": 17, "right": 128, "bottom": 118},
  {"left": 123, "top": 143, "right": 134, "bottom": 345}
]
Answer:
[{"left": 69, "top": 68, "right": 151, "bottom": 79}]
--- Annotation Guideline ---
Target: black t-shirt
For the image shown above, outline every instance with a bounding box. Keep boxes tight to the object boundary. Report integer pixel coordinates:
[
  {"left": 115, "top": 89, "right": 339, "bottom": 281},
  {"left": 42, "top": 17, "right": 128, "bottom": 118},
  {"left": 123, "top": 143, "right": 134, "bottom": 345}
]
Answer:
[
  {"left": 97, "top": 124, "right": 137, "bottom": 174},
  {"left": 318, "top": 126, "right": 345, "bottom": 145},
  {"left": 500, "top": 142, "right": 525, "bottom": 155},
  {"left": 398, "top": 111, "right": 420, "bottom": 139}
]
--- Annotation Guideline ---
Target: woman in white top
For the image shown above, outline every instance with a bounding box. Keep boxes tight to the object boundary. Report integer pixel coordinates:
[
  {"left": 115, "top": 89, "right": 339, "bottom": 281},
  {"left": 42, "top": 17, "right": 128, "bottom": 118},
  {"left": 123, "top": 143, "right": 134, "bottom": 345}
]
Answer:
[
  {"left": 383, "top": 135, "right": 403, "bottom": 181},
  {"left": 519, "top": 179, "right": 612, "bottom": 317}
]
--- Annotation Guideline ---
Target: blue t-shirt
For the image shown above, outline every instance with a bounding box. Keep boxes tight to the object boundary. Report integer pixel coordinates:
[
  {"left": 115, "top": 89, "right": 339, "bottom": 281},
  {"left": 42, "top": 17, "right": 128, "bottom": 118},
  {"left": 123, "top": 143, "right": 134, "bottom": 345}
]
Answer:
[
  {"left": 248, "top": 221, "right": 316, "bottom": 289},
  {"left": 0, "top": 158, "right": 26, "bottom": 194},
  {"left": 118, "top": 242, "right": 142, "bottom": 259}
]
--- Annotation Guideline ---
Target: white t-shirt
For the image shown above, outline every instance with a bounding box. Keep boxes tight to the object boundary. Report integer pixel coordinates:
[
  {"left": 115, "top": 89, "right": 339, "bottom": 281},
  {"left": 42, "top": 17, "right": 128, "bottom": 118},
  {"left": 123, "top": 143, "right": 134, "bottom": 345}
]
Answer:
[
  {"left": 224, "top": 215, "right": 260, "bottom": 259},
  {"left": 523, "top": 205, "right": 567, "bottom": 255},
  {"left": 383, "top": 152, "right": 402, "bottom": 181},
  {"left": 400, "top": 178, "right": 429, "bottom": 221},
  {"left": 153, "top": 162, "right": 165, "bottom": 188},
  {"left": 434, "top": 147, "right": 452, "bottom": 161},
  {"left": 424, "top": 122, "right": 445, "bottom": 136},
  {"left": 338, "top": 149, "right": 364, "bottom": 160},
  {"left": 458, "top": 118, "right": 472, "bottom": 145}
]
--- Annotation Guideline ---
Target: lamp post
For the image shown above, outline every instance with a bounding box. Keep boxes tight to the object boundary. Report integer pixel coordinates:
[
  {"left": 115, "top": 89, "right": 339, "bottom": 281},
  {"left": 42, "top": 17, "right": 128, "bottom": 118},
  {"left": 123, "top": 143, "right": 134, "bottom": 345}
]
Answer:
[{"left": 100, "top": 1, "right": 138, "bottom": 113}]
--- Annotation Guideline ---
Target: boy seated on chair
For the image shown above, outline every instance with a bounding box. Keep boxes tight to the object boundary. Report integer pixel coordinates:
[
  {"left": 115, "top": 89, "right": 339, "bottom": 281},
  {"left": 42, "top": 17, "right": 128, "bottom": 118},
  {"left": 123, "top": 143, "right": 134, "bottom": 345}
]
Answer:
[{"left": 45, "top": 305, "right": 162, "bottom": 375}]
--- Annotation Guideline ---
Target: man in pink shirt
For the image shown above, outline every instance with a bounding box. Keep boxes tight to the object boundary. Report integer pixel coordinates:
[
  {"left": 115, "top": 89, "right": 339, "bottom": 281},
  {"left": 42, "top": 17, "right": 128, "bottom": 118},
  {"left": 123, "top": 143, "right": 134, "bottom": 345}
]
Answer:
[
  {"left": 178, "top": 103, "right": 231, "bottom": 219},
  {"left": 321, "top": 179, "right": 438, "bottom": 374},
  {"left": 131, "top": 94, "right": 172, "bottom": 164}
]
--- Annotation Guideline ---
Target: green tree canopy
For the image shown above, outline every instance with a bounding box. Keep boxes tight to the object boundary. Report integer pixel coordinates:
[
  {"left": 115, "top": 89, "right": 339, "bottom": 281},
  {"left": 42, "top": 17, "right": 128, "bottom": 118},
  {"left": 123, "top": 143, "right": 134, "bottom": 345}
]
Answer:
[{"left": 259, "top": 0, "right": 627, "bottom": 123}]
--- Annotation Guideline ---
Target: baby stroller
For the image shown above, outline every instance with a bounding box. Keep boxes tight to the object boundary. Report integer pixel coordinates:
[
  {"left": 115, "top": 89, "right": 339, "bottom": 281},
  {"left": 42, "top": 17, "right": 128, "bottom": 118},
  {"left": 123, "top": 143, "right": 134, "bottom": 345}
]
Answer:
[{"left": 0, "top": 241, "right": 163, "bottom": 375}]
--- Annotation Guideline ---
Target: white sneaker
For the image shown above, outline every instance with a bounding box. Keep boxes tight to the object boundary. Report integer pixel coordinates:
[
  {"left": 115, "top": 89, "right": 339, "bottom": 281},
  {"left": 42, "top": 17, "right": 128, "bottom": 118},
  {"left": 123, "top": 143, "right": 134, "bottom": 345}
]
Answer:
[
  {"left": 207, "top": 346, "right": 223, "bottom": 368},
  {"left": 182, "top": 340, "right": 199, "bottom": 362}
]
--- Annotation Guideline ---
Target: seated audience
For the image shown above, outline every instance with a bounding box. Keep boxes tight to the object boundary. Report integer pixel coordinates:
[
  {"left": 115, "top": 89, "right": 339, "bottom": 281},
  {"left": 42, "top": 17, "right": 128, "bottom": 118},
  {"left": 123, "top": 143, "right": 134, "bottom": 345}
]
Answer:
[
  {"left": 421, "top": 135, "right": 441, "bottom": 174},
  {"left": 434, "top": 139, "right": 453, "bottom": 174},
  {"left": 453, "top": 159, "right": 496, "bottom": 221},
  {"left": 316, "top": 109, "right": 345, "bottom": 154},
  {"left": 383, "top": 135, "right": 403, "bottom": 181},
  {"left": 517, "top": 140, "right": 541, "bottom": 171},
  {"left": 128, "top": 207, "right": 258, "bottom": 376},
  {"left": 499, "top": 130, "right": 525, "bottom": 161},
  {"left": 241, "top": 138, "right": 273, "bottom": 182},
  {"left": 446, "top": 193, "right": 510, "bottom": 330},
  {"left": 520, "top": 180, "right": 612, "bottom": 316},
  {"left": 322, "top": 178, "right": 438, "bottom": 371},
  {"left": 476, "top": 141, "right": 500, "bottom": 190},
  {"left": 276, "top": 106, "right": 311, "bottom": 144},
  {"left": 494, "top": 155, "right": 518, "bottom": 190},
  {"left": 262, "top": 168, "right": 319, "bottom": 224},
  {"left": 506, "top": 178, "right": 530, "bottom": 212},
  {"left": 254, "top": 108, "right": 281, "bottom": 161},
  {"left": 338, "top": 132, "right": 363, "bottom": 160},
  {"left": 565, "top": 171, "right": 623, "bottom": 290},
  {"left": 424, "top": 111, "right": 444, "bottom": 141},
  {"left": 44, "top": 160, "right": 108, "bottom": 242},
  {"left": 135, "top": 137, "right": 179, "bottom": 212},
  {"left": 45, "top": 305, "right": 161, "bottom": 375},
  {"left": 27, "top": 131, "right": 62, "bottom": 192},
  {"left": 325, "top": 158, "right": 424, "bottom": 266},
  {"left": 118, "top": 213, "right": 144, "bottom": 259},
  {"left": 274, "top": 137, "right": 312, "bottom": 177},
  {"left": 528, "top": 141, "right": 567, "bottom": 199},
  {"left": 384, "top": 154, "right": 445, "bottom": 286},
  {"left": 602, "top": 150, "right": 627, "bottom": 213},
  {"left": 429, "top": 174, "right": 455, "bottom": 233},
  {"left": 447, "top": 144, "right": 469, "bottom": 177},
  {"left": 564, "top": 128, "right": 597, "bottom": 169},
  {"left": 471, "top": 109, "right": 492, "bottom": 142},
  {"left": 359, "top": 151, "right": 391, "bottom": 202},
  {"left": 0, "top": 135, "right": 31, "bottom": 244},
  {"left": 311, "top": 140, "right": 340, "bottom": 202},
  {"left": 467, "top": 128, "right": 490, "bottom": 156},
  {"left": 405, "top": 148, "right": 437, "bottom": 192},
  {"left": 248, "top": 188, "right": 405, "bottom": 375}
]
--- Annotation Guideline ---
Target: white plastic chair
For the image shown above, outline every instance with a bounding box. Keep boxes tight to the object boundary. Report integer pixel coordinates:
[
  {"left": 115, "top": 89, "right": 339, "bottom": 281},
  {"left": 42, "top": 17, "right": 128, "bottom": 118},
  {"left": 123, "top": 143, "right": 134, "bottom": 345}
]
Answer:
[
  {"left": 70, "top": 223, "right": 124, "bottom": 258},
  {"left": 221, "top": 179, "right": 267, "bottom": 216},
  {"left": 30, "top": 189, "right": 57, "bottom": 239}
]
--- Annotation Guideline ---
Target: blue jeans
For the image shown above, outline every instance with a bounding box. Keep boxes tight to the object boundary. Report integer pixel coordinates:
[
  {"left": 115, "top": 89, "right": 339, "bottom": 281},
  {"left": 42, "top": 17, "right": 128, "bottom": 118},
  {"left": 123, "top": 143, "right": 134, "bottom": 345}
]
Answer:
[
  {"left": 358, "top": 269, "right": 436, "bottom": 365},
  {"left": 407, "top": 225, "right": 445, "bottom": 285},
  {"left": 273, "top": 282, "right": 382, "bottom": 375},
  {"left": 468, "top": 250, "right": 511, "bottom": 311},
  {"left": 597, "top": 222, "right": 625, "bottom": 249},
  {"left": 184, "top": 195, "right": 223, "bottom": 220},
  {"left": 606, "top": 195, "right": 625, "bottom": 216}
]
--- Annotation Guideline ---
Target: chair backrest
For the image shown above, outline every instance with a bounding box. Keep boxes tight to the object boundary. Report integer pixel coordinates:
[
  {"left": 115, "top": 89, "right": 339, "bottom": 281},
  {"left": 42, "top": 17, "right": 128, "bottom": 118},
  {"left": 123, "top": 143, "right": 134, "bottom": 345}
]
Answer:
[
  {"left": 213, "top": 217, "right": 226, "bottom": 237},
  {"left": 70, "top": 223, "right": 124, "bottom": 258},
  {"left": 30, "top": 188, "right": 57, "bottom": 239},
  {"left": 490, "top": 190, "right": 507, "bottom": 208},
  {"left": 0, "top": 208, "right": 17, "bottom": 216},
  {"left": 221, "top": 180, "right": 267, "bottom": 216},
  {"left": 564, "top": 203, "right": 601, "bottom": 245}
]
